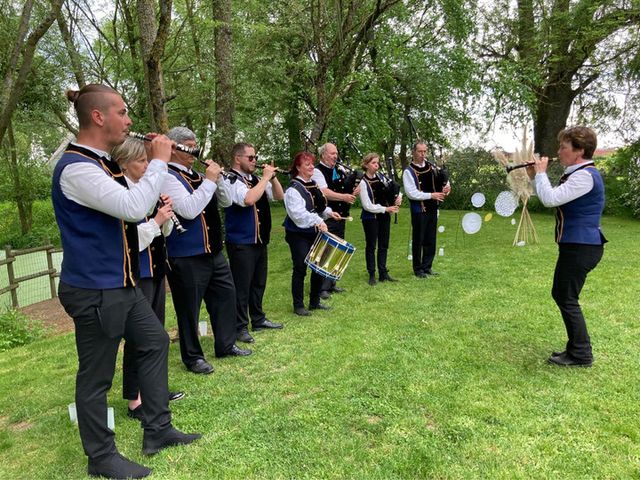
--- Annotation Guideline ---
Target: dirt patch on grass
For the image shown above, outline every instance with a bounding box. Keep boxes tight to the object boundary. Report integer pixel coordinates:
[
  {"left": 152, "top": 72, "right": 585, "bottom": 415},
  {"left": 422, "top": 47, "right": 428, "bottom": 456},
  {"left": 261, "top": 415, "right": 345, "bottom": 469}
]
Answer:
[
  {"left": 0, "top": 416, "right": 33, "bottom": 432},
  {"left": 18, "top": 298, "right": 180, "bottom": 341},
  {"left": 19, "top": 298, "right": 73, "bottom": 335}
]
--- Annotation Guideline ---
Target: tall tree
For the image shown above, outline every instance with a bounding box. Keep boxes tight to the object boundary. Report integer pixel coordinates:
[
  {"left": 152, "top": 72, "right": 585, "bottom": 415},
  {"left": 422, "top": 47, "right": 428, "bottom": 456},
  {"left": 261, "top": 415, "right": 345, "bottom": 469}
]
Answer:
[
  {"left": 304, "top": 0, "right": 402, "bottom": 142},
  {"left": 480, "top": 0, "right": 640, "bottom": 154},
  {"left": 212, "top": 0, "right": 235, "bottom": 165}
]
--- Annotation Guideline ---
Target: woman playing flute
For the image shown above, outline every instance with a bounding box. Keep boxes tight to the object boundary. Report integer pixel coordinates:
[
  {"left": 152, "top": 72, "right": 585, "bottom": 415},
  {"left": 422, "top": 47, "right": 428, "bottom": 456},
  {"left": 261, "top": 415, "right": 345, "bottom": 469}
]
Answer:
[{"left": 112, "top": 137, "right": 185, "bottom": 421}]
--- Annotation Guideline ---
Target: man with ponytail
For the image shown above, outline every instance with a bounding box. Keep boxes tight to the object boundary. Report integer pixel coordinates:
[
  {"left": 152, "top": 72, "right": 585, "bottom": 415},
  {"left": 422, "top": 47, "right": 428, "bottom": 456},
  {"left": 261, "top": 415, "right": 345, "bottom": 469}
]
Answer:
[{"left": 53, "top": 85, "right": 200, "bottom": 479}]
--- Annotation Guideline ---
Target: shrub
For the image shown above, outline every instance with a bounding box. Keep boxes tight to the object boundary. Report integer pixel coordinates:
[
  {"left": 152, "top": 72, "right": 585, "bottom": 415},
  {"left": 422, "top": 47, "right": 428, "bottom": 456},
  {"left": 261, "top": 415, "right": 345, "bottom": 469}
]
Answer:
[
  {"left": 0, "top": 309, "right": 45, "bottom": 352},
  {"left": 440, "top": 147, "right": 562, "bottom": 213},
  {"left": 0, "top": 199, "right": 59, "bottom": 249},
  {"left": 609, "top": 142, "right": 640, "bottom": 218}
]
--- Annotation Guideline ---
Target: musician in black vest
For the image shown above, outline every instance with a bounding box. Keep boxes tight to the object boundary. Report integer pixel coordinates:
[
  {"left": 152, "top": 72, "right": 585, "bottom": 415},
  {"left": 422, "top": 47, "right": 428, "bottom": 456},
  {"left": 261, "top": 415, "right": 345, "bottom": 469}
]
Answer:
[
  {"left": 225, "top": 142, "right": 285, "bottom": 344},
  {"left": 53, "top": 85, "right": 199, "bottom": 479},
  {"left": 163, "top": 127, "right": 251, "bottom": 376},
  {"left": 112, "top": 137, "right": 185, "bottom": 423},
  {"left": 311, "top": 142, "right": 360, "bottom": 298},
  {"left": 527, "top": 126, "right": 606, "bottom": 367},
  {"left": 284, "top": 151, "right": 341, "bottom": 316},
  {"left": 359, "top": 153, "right": 402, "bottom": 285},
  {"left": 402, "top": 142, "right": 451, "bottom": 278}
]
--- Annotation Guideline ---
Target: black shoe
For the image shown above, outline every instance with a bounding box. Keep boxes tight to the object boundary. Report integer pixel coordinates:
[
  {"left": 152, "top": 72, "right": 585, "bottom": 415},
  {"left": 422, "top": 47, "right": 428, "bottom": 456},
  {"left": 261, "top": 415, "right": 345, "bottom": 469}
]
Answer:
[
  {"left": 237, "top": 330, "right": 255, "bottom": 343},
  {"left": 547, "top": 352, "right": 592, "bottom": 367},
  {"left": 424, "top": 269, "right": 439, "bottom": 276},
  {"left": 551, "top": 350, "right": 565, "bottom": 358},
  {"left": 188, "top": 358, "right": 214, "bottom": 375},
  {"left": 330, "top": 286, "right": 346, "bottom": 293},
  {"left": 309, "top": 302, "right": 332, "bottom": 311},
  {"left": 218, "top": 344, "right": 252, "bottom": 358},
  {"left": 294, "top": 307, "right": 311, "bottom": 316},
  {"left": 88, "top": 452, "right": 151, "bottom": 479},
  {"left": 319, "top": 290, "right": 332, "bottom": 300},
  {"left": 379, "top": 272, "right": 397, "bottom": 282},
  {"left": 127, "top": 405, "right": 144, "bottom": 422},
  {"left": 368, "top": 275, "right": 377, "bottom": 286},
  {"left": 252, "top": 319, "right": 283, "bottom": 330},
  {"left": 415, "top": 271, "right": 427, "bottom": 278},
  {"left": 169, "top": 391, "right": 185, "bottom": 402},
  {"left": 142, "top": 427, "right": 202, "bottom": 456}
]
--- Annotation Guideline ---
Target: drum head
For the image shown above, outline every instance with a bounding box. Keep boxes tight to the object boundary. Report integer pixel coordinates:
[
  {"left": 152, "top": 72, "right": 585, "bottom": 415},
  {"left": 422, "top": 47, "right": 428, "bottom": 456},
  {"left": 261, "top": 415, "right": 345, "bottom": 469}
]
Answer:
[
  {"left": 461, "top": 212, "right": 482, "bottom": 234},
  {"left": 471, "top": 192, "right": 486, "bottom": 208},
  {"left": 495, "top": 191, "right": 518, "bottom": 217}
]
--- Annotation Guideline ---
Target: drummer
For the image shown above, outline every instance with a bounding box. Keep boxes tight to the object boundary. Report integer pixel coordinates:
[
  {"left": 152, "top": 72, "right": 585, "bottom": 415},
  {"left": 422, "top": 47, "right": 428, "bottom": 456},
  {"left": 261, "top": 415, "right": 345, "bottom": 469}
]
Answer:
[{"left": 283, "top": 151, "right": 341, "bottom": 316}]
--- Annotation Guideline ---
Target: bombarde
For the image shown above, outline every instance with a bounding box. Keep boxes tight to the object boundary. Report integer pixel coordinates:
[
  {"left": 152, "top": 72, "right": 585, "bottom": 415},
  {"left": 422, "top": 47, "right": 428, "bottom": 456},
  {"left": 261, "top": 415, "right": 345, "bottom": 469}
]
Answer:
[
  {"left": 128, "top": 132, "right": 202, "bottom": 158},
  {"left": 255, "top": 164, "right": 289, "bottom": 175},
  {"left": 505, "top": 157, "right": 557, "bottom": 173}
]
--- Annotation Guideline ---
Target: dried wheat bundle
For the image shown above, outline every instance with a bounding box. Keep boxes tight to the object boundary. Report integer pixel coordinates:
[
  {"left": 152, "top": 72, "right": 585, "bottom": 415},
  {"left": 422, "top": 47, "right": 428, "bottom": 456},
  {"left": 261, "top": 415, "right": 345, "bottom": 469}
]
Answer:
[{"left": 492, "top": 131, "right": 539, "bottom": 246}]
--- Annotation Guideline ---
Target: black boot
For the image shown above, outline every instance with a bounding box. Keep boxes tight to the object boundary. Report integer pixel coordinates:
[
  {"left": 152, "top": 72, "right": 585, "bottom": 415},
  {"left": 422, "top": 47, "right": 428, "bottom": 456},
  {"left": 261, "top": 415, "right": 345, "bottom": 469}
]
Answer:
[
  {"left": 368, "top": 273, "right": 377, "bottom": 286},
  {"left": 379, "top": 270, "right": 396, "bottom": 282},
  {"left": 88, "top": 452, "right": 151, "bottom": 479},
  {"left": 143, "top": 426, "right": 202, "bottom": 455}
]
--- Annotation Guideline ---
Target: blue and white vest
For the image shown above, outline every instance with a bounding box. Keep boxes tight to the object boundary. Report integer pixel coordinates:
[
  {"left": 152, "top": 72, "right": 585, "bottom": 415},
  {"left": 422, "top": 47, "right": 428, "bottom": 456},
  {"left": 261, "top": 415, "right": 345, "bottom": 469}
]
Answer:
[
  {"left": 52, "top": 146, "right": 139, "bottom": 289},
  {"left": 555, "top": 164, "right": 607, "bottom": 245}
]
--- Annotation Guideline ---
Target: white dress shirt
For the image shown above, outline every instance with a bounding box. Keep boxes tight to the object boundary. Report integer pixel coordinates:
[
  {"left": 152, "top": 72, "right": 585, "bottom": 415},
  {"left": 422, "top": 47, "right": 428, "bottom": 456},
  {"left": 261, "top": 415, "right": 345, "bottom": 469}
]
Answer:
[
  {"left": 311, "top": 162, "right": 333, "bottom": 189},
  {"left": 59, "top": 143, "right": 169, "bottom": 222},
  {"left": 162, "top": 162, "right": 231, "bottom": 219},
  {"left": 359, "top": 175, "right": 387, "bottom": 214},
  {"left": 533, "top": 161, "right": 595, "bottom": 207},
  {"left": 228, "top": 170, "right": 274, "bottom": 206},
  {"left": 284, "top": 177, "right": 333, "bottom": 229},
  {"left": 402, "top": 162, "right": 433, "bottom": 201},
  {"left": 122, "top": 176, "right": 173, "bottom": 250}
]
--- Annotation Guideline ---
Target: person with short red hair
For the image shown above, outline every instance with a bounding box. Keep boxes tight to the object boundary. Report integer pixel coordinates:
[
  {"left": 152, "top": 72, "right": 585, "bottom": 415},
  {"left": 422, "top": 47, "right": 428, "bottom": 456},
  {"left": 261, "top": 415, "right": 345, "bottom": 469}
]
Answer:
[{"left": 283, "top": 152, "right": 341, "bottom": 316}]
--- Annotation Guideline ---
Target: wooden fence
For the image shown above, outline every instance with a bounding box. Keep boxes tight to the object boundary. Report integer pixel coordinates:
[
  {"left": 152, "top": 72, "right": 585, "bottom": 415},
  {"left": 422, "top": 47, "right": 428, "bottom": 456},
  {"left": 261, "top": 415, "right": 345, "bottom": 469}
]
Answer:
[{"left": 0, "top": 244, "right": 61, "bottom": 308}]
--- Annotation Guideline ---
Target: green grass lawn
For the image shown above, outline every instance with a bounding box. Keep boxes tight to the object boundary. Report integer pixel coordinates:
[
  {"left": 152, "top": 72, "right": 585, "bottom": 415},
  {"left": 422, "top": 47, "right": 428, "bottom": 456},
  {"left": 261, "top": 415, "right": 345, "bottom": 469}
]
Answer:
[{"left": 1, "top": 205, "right": 639, "bottom": 479}]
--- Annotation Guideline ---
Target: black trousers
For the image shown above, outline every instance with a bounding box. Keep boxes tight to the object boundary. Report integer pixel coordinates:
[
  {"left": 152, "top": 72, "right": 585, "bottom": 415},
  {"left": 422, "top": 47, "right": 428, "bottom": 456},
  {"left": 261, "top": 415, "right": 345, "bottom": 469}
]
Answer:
[
  {"left": 321, "top": 217, "right": 346, "bottom": 292},
  {"left": 167, "top": 252, "right": 237, "bottom": 365},
  {"left": 227, "top": 243, "right": 268, "bottom": 332},
  {"left": 362, "top": 213, "right": 391, "bottom": 276},
  {"left": 285, "top": 230, "right": 323, "bottom": 309},
  {"left": 122, "top": 275, "right": 166, "bottom": 401},
  {"left": 551, "top": 243, "right": 604, "bottom": 361},
  {"left": 411, "top": 210, "right": 438, "bottom": 273},
  {"left": 58, "top": 282, "right": 171, "bottom": 460}
]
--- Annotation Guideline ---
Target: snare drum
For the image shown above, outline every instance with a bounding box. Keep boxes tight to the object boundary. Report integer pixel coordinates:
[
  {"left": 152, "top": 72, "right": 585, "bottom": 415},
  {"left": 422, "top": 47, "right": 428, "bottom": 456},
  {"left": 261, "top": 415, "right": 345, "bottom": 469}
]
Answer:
[{"left": 305, "top": 231, "right": 356, "bottom": 280}]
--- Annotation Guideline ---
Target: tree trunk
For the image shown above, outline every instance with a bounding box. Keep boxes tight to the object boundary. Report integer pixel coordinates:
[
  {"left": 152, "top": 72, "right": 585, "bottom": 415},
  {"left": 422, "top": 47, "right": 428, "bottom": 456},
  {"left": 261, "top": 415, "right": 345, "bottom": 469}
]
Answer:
[
  {"left": 136, "top": 0, "right": 171, "bottom": 132},
  {"left": 120, "top": 0, "right": 147, "bottom": 123},
  {"left": 533, "top": 82, "right": 576, "bottom": 157},
  {"left": 57, "top": 10, "right": 86, "bottom": 88},
  {"left": 309, "top": 112, "right": 327, "bottom": 145},
  {"left": 6, "top": 122, "right": 31, "bottom": 234},
  {"left": 212, "top": 0, "right": 235, "bottom": 166},
  {"left": 285, "top": 93, "right": 303, "bottom": 160},
  {"left": 185, "top": 0, "right": 214, "bottom": 146}
]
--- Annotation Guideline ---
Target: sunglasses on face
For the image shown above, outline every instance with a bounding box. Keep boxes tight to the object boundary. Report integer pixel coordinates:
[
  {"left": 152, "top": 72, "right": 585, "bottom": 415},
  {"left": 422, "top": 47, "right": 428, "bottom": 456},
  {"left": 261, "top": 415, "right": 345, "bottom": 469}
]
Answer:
[{"left": 240, "top": 154, "right": 259, "bottom": 161}]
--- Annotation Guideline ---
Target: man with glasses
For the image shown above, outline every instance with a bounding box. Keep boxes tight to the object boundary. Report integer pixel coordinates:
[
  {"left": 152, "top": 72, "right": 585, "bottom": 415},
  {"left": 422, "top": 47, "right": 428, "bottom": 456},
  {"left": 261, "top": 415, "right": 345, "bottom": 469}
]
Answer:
[
  {"left": 163, "top": 127, "right": 251, "bottom": 376},
  {"left": 224, "top": 143, "right": 285, "bottom": 344}
]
